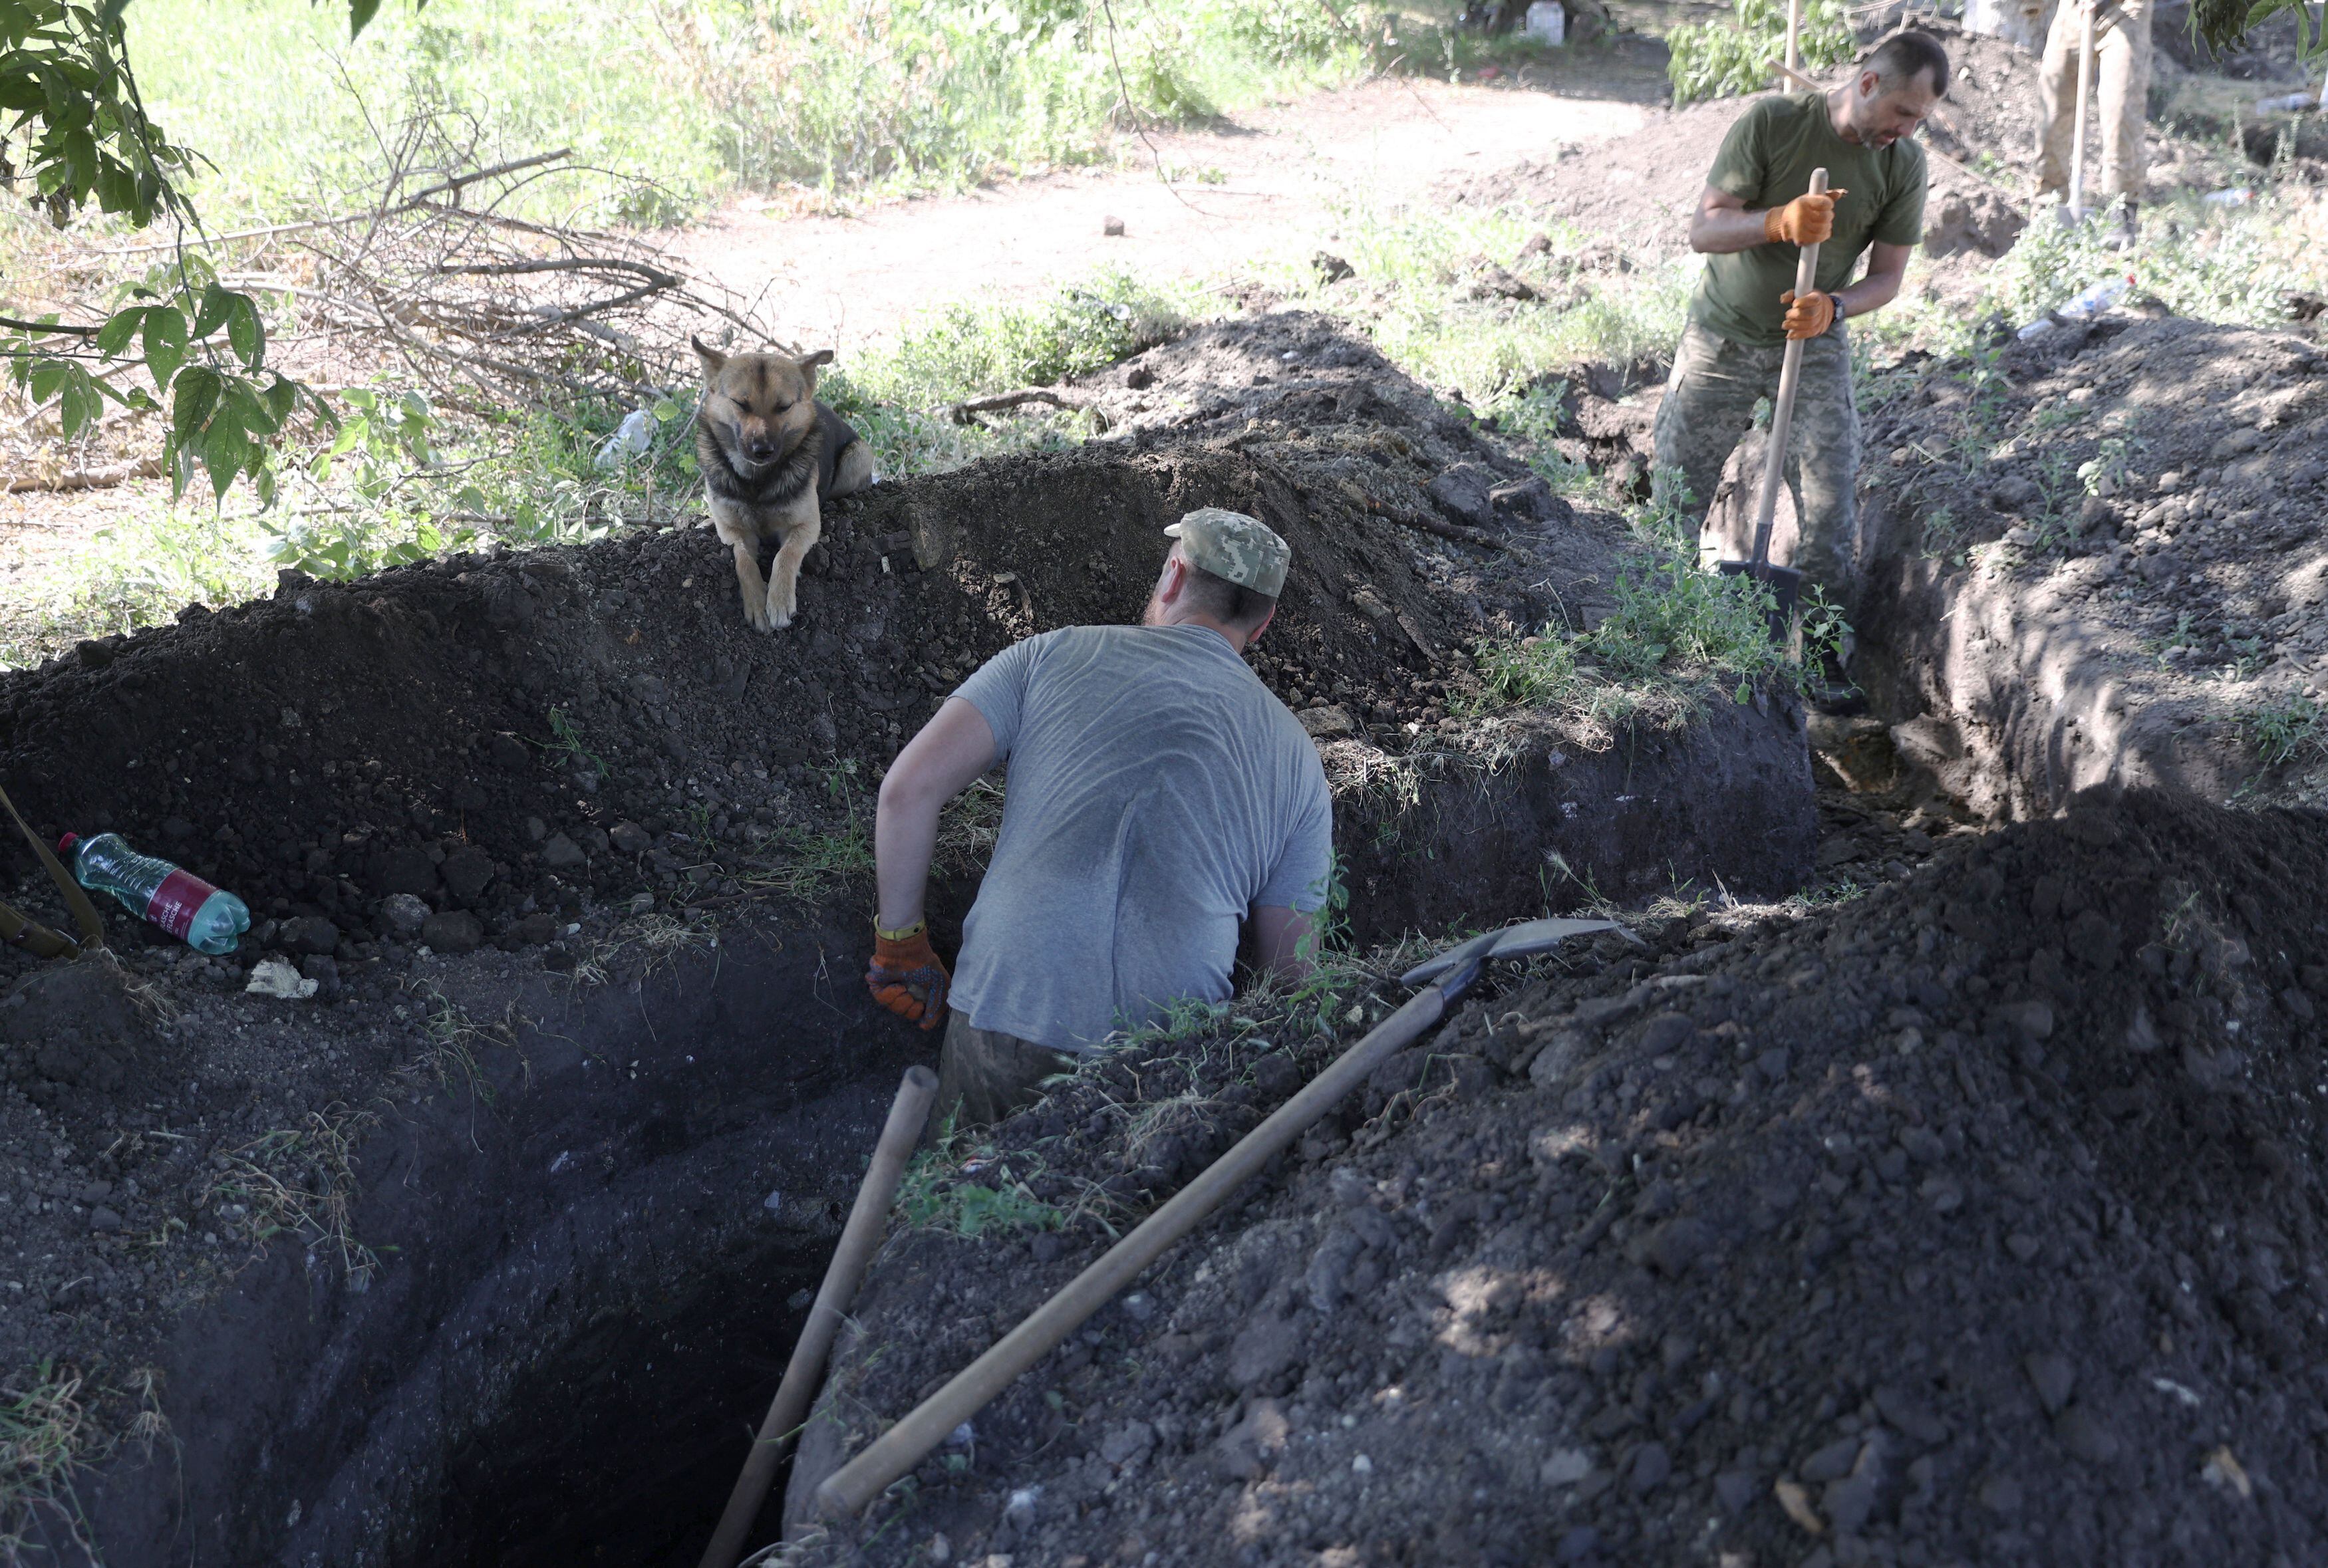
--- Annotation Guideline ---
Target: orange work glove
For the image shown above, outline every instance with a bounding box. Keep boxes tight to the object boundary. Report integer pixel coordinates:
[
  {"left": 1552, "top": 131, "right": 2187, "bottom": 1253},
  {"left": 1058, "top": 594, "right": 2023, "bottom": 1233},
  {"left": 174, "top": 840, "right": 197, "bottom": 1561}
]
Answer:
[
  {"left": 867, "top": 920, "right": 949, "bottom": 1029},
  {"left": 1781, "top": 289, "right": 1836, "bottom": 340},
  {"left": 1763, "top": 188, "right": 1847, "bottom": 247}
]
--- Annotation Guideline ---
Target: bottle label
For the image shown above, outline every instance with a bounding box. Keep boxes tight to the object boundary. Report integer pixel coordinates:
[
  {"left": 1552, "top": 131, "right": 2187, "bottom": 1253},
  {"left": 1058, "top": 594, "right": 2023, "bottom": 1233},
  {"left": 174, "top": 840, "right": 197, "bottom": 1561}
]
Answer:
[{"left": 145, "top": 868, "right": 216, "bottom": 940}]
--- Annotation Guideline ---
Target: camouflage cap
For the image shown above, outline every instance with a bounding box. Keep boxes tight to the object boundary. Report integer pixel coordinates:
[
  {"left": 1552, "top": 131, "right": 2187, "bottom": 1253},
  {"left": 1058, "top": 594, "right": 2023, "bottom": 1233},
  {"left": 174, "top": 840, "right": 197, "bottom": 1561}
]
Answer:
[{"left": 1164, "top": 507, "right": 1290, "bottom": 598}]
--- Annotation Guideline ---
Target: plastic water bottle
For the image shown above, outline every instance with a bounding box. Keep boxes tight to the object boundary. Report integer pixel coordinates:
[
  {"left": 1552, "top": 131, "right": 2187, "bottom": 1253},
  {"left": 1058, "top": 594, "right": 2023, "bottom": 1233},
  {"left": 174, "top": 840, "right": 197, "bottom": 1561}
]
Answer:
[
  {"left": 59, "top": 833, "right": 250, "bottom": 955},
  {"left": 2060, "top": 276, "right": 2132, "bottom": 320}
]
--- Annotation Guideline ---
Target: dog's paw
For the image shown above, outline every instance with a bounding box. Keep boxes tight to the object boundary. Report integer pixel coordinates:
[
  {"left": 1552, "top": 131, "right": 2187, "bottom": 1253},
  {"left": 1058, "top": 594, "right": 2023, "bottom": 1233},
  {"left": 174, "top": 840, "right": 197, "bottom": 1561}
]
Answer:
[
  {"left": 768, "top": 610, "right": 796, "bottom": 632},
  {"left": 742, "top": 599, "right": 772, "bottom": 633}
]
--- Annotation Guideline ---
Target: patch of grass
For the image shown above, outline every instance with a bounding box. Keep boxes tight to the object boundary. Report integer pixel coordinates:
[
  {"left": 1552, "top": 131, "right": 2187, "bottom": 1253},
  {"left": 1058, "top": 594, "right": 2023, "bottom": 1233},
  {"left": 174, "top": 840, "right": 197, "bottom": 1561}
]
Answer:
[
  {"left": 122, "top": 0, "right": 1378, "bottom": 229},
  {"left": 1469, "top": 488, "right": 1846, "bottom": 737},
  {"left": 2246, "top": 692, "right": 2326, "bottom": 767},
  {"left": 202, "top": 1111, "right": 382, "bottom": 1288},
  {"left": 1667, "top": 0, "right": 1854, "bottom": 107},
  {"left": 1259, "top": 201, "right": 1695, "bottom": 424},
  {"left": 0, "top": 1361, "right": 167, "bottom": 1563}
]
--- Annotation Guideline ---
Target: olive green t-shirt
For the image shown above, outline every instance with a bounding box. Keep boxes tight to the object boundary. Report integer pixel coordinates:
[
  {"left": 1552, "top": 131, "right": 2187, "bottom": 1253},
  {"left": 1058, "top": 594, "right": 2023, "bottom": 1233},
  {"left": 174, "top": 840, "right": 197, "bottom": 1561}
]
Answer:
[{"left": 1689, "top": 91, "right": 1928, "bottom": 347}]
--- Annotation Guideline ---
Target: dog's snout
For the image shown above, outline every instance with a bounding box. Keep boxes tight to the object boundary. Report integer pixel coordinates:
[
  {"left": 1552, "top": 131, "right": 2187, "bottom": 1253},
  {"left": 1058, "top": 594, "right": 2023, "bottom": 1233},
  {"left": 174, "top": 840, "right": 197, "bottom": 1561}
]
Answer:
[{"left": 743, "top": 436, "right": 777, "bottom": 461}]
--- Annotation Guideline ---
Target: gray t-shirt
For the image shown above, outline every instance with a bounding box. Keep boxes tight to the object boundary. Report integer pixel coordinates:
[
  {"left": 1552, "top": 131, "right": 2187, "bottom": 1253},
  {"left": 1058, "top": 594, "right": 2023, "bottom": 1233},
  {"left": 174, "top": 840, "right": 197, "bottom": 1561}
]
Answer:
[{"left": 949, "top": 624, "right": 1334, "bottom": 1051}]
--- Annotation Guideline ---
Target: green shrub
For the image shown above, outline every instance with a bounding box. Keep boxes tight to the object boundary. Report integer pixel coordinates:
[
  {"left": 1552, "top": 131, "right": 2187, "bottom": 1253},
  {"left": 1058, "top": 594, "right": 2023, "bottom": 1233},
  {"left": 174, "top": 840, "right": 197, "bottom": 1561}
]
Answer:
[{"left": 1667, "top": 0, "right": 1855, "bottom": 107}]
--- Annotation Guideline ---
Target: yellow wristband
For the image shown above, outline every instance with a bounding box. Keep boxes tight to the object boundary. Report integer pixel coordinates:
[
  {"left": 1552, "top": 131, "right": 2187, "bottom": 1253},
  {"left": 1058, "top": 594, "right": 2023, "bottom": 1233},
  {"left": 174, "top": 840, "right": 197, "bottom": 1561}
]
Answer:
[{"left": 874, "top": 918, "right": 926, "bottom": 943}]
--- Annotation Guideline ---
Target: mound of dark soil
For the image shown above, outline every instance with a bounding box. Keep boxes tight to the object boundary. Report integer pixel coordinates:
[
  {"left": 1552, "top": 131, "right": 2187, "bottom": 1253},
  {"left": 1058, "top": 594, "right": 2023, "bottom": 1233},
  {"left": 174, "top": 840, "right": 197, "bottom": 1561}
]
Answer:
[
  {"left": 792, "top": 789, "right": 2328, "bottom": 1568},
  {"left": 1854, "top": 315, "right": 2328, "bottom": 815}
]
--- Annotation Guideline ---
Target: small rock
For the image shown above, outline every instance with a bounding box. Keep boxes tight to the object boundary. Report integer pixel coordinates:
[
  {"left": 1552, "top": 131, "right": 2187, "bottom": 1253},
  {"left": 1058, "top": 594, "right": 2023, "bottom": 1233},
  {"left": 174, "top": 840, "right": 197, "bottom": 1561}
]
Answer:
[
  {"left": 441, "top": 846, "right": 496, "bottom": 905},
  {"left": 2023, "top": 1352, "right": 2076, "bottom": 1416},
  {"left": 1228, "top": 1313, "right": 1304, "bottom": 1390},
  {"left": 1714, "top": 1470, "right": 1758, "bottom": 1514},
  {"left": 1920, "top": 1174, "right": 1965, "bottom": 1214},
  {"left": 1979, "top": 1473, "right": 2024, "bottom": 1514},
  {"left": 373, "top": 845, "right": 440, "bottom": 896},
  {"left": 1640, "top": 1216, "right": 1711, "bottom": 1277},
  {"left": 1638, "top": 1011, "right": 1693, "bottom": 1054},
  {"left": 1541, "top": 1448, "right": 1593, "bottom": 1486},
  {"left": 1874, "top": 1384, "right": 1947, "bottom": 1445},
  {"left": 1101, "top": 215, "right": 1125, "bottom": 237},
  {"left": 1989, "top": 999, "right": 2055, "bottom": 1040},
  {"left": 1823, "top": 1470, "right": 1878, "bottom": 1535},
  {"left": 1554, "top": 1526, "right": 1599, "bottom": 1563},
  {"left": 541, "top": 833, "right": 587, "bottom": 868},
  {"left": 2053, "top": 1404, "right": 2120, "bottom": 1464},
  {"left": 1756, "top": 1046, "right": 1791, "bottom": 1081},
  {"left": 525, "top": 817, "right": 548, "bottom": 843},
  {"left": 1313, "top": 251, "right": 1354, "bottom": 284},
  {"left": 88, "top": 1207, "right": 122, "bottom": 1234},
  {"left": 1002, "top": 1486, "right": 1041, "bottom": 1530},
  {"left": 299, "top": 954, "right": 341, "bottom": 999},
  {"left": 422, "top": 911, "right": 485, "bottom": 956},
  {"left": 609, "top": 821, "right": 654, "bottom": 855},
  {"left": 1425, "top": 464, "right": 1499, "bottom": 529},
  {"left": 1801, "top": 1436, "right": 1860, "bottom": 1484},
  {"left": 278, "top": 916, "right": 341, "bottom": 956},
  {"left": 1628, "top": 1440, "right": 1670, "bottom": 1493},
  {"left": 1897, "top": 1126, "right": 1946, "bottom": 1164},
  {"left": 378, "top": 894, "right": 431, "bottom": 938},
  {"left": 1098, "top": 1420, "right": 1155, "bottom": 1467},
  {"left": 512, "top": 912, "right": 559, "bottom": 947},
  {"left": 1296, "top": 705, "right": 1358, "bottom": 741}
]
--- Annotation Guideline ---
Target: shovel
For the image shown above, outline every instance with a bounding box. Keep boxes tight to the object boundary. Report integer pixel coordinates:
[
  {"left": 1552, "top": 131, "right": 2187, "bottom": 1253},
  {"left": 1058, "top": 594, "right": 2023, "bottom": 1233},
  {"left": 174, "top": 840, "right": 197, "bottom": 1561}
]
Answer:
[
  {"left": 811, "top": 914, "right": 1632, "bottom": 1522},
  {"left": 1717, "top": 166, "right": 1826, "bottom": 642}
]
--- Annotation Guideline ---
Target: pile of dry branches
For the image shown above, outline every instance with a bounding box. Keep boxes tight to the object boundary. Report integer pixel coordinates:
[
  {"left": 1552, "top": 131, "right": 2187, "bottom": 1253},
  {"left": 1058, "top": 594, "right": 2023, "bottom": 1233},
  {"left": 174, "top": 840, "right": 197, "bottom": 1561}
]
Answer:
[{"left": 145, "top": 116, "right": 781, "bottom": 413}]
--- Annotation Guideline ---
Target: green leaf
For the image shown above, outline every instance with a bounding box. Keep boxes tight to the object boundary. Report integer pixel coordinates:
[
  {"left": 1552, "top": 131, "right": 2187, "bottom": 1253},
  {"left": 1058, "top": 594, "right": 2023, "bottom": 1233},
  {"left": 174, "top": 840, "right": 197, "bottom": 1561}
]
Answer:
[
  {"left": 349, "top": 0, "right": 383, "bottom": 37},
  {"left": 261, "top": 374, "right": 298, "bottom": 427},
  {"left": 171, "top": 362, "right": 219, "bottom": 436},
  {"left": 652, "top": 397, "right": 682, "bottom": 422},
  {"left": 57, "top": 370, "right": 97, "bottom": 439},
  {"left": 26, "top": 358, "right": 67, "bottom": 404},
  {"left": 192, "top": 280, "right": 234, "bottom": 339},
  {"left": 226, "top": 295, "right": 265, "bottom": 369},
  {"left": 142, "top": 305, "right": 188, "bottom": 390},
  {"left": 201, "top": 403, "right": 252, "bottom": 499},
  {"left": 94, "top": 304, "right": 147, "bottom": 356}
]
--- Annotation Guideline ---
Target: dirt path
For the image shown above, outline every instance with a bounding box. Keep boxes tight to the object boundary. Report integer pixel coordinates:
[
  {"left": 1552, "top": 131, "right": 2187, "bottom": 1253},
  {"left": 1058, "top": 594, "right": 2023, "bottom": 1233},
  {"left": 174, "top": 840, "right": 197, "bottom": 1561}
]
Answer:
[{"left": 673, "top": 62, "right": 1666, "bottom": 356}]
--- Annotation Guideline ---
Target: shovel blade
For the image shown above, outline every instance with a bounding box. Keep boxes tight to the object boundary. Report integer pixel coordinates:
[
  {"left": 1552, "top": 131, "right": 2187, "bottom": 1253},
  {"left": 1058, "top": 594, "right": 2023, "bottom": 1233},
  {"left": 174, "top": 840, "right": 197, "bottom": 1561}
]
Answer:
[{"left": 1717, "top": 558, "right": 1803, "bottom": 642}]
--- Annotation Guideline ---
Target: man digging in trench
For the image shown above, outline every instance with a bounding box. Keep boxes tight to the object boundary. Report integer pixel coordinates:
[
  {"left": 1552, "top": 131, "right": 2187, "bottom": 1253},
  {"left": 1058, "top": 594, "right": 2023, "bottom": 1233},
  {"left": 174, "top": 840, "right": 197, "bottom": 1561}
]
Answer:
[
  {"left": 862, "top": 508, "right": 1335, "bottom": 1129},
  {"left": 1654, "top": 29, "right": 1946, "bottom": 710}
]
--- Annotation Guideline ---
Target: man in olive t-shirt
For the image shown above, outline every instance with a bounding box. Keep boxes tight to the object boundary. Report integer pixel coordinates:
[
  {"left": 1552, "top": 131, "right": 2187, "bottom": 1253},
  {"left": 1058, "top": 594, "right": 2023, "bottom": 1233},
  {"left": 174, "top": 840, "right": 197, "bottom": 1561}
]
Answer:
[{"left": 1652, "top": 30, "right": 1944, "bottom": 706}]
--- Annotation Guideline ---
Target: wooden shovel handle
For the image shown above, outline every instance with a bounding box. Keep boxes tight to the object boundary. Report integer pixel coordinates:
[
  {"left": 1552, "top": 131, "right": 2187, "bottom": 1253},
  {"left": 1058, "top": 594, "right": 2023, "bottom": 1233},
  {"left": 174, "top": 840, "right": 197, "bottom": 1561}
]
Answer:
[{"left": 1747, "top": 166, "right": 1828, "bottom": 571}]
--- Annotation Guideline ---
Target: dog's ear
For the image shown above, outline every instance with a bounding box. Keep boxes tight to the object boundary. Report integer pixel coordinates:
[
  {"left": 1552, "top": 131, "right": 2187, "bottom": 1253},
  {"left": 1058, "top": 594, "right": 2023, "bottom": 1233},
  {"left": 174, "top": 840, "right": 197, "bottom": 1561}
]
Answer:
[
  {"left": 800, "top": 348, "right": 836, "bottom": 378},
  {"left": 691, "top": 334, "right": 728, "bottom": 377}
]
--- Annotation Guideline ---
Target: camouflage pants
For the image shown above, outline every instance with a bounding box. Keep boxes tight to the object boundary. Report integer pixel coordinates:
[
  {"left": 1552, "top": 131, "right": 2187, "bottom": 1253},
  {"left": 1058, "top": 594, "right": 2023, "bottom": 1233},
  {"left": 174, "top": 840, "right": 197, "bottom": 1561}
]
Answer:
[
  {"left": 1651, "top": 321, "right": 1861, "bottom": 613},
  {"left": 932, "top": 1011, "right": 1084, "bottom": 1136}
]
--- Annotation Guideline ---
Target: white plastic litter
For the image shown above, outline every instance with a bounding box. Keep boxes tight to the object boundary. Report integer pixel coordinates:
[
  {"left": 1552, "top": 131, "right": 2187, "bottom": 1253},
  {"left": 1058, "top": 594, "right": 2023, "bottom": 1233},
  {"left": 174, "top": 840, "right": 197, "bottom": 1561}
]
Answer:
[
  {"left": 2255, "top": 90, "right": 2319, "bottom": 114},
  {"left": 593, "top": 408, "right": 655, "bottom": 469},
  {"left": 244, "top": 957, "right": 317, "bottom": 999},
  {"left": 2017, "top": 275, "right": 2132, "bottom": 340},
  {"left": 1525, "top": 1, "right": 1566, "bottom": 44},
  {"left": 2202, "top": 187, "right": 2255, "bottom": 207}
]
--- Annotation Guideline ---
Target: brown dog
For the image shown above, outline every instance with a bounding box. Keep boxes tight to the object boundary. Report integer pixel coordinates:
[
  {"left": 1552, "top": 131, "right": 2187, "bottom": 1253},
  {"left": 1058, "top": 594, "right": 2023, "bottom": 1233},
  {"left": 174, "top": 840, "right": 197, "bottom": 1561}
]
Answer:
[{"left": 692, "top": 337, "right": 875, "bottom": 632}]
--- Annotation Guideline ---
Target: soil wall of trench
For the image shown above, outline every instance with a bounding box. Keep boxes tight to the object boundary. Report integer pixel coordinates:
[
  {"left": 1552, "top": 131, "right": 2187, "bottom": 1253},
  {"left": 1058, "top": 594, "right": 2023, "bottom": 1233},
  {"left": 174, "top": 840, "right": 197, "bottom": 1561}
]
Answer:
[
  {"left": 78, "top": 911, "right": 921, "bottom": 1568},
  {"left": 0, "top": 366, "right": 1817, "bottom": 1561}
]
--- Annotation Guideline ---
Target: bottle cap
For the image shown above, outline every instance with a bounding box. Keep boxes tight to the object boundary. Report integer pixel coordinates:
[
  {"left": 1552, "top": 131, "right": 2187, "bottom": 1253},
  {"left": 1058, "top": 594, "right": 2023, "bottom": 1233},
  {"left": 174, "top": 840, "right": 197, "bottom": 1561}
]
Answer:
[{"left": 55, "top": 833, "right": 77, "bottom": 855}]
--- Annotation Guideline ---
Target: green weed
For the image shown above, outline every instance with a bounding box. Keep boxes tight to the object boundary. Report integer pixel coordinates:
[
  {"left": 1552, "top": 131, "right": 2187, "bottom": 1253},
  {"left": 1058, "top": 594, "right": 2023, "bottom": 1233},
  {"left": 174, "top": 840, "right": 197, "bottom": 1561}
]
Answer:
[
  {"left": 2246, "top": 692, "right": 2326, "bottom": 767},
  {"left": 1667, "top": 0, "right": 1854, "bottom": 106},
  {"left": 1470, "top": 488, "right": 1844, "bottom": 735}
]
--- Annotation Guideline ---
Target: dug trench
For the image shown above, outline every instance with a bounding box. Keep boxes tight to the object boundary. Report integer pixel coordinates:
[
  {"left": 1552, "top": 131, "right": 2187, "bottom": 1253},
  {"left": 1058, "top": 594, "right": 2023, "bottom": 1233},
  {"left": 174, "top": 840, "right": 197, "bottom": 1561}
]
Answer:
[{"left": 0, "top": 314, "right": 1822, "bottom": 1564}]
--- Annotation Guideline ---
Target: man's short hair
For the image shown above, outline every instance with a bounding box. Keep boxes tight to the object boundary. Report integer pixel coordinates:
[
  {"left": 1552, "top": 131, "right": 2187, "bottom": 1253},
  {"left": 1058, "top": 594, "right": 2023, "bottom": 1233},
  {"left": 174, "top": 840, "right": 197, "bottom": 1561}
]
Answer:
[
  {"left": 1866, "top": 29, "right": 1948, "bottom": 96},
  {"left": 1178, "top": 556, "right": 1277, "bottom": 628}
]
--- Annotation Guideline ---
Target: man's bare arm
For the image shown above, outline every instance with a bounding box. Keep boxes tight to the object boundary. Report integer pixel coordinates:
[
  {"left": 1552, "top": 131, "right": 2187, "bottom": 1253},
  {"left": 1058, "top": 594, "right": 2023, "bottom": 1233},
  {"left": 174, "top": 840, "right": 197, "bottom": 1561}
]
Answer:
[
  {"left": 1689, "top": 185, "right": 1771, "bottom": 254},
  {"left": 1248, "top": 904, "right": 1318, "bottom": 987},
  {"left": 1834, "top": 240, "right": 1911, "bottom": 319},
  {"left": 874, "top": 698, "right": 998, "bottom": 932}
]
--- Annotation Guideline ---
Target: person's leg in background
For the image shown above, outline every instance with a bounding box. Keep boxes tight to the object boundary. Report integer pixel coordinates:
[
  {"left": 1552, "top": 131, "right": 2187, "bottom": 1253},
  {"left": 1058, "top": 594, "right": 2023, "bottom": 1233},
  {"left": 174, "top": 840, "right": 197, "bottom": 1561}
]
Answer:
[
  {"left": 2034, "top": 0, "right": 2083, "bottom": 203},
  {"left": 2097, "top": 0, "right": 2153, "bottom": 239},
  {"left": 1785, "top": 329, "right": 1864, "bottom": 698}
]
